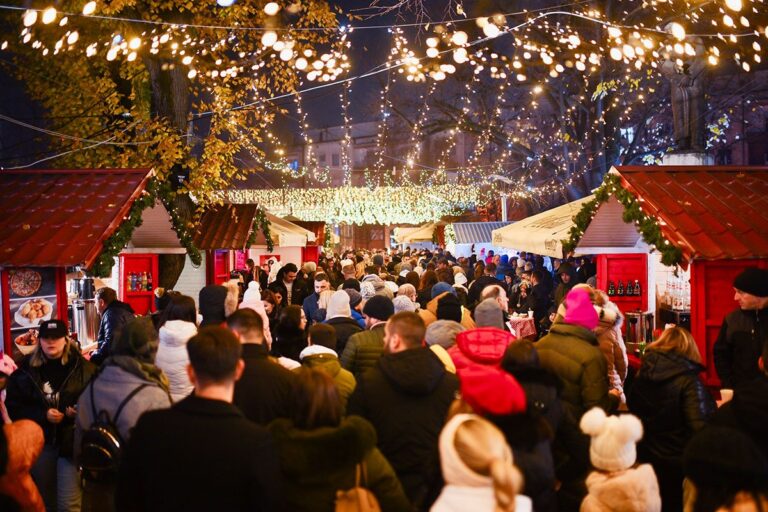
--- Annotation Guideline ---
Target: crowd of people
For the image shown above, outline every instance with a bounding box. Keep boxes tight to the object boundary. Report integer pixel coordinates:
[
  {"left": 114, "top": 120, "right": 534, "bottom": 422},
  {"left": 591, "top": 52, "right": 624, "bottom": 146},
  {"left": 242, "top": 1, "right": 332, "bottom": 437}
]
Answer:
[{"left": 0, "top": 246, "right": 767, "bottom": 512}]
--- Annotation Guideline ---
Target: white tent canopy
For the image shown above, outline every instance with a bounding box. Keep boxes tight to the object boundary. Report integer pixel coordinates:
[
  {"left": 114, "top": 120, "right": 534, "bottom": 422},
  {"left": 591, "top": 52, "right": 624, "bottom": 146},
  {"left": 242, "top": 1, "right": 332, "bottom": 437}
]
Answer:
[
  {"left": 266, "top": 213, "right": 316, "bottom": 247},
  {"left": 395, "top": 223, "right": 436, "bottom": 244},
  {"left": 491, "top": 195, "right": 595, "bottom": 258}
]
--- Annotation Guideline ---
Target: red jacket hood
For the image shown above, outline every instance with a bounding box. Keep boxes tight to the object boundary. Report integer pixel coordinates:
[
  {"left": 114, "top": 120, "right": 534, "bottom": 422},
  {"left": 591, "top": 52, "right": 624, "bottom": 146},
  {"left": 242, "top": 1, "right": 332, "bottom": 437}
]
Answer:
[{"left": 449, "top": 327, "right": 515, "bottom": 370}]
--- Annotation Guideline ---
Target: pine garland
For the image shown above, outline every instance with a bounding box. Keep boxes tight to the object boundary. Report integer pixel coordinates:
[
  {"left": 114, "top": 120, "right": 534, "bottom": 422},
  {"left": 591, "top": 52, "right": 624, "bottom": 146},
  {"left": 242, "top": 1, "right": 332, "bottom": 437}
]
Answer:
[
  {"left": 90, "top": 178, "right": 203, "bottom": 277},
  {"left": 562, "top": 173, "right": 683, "bottom": 266},
  {"left": 246, "top": 207, "right": 274, "bottom": 252}
]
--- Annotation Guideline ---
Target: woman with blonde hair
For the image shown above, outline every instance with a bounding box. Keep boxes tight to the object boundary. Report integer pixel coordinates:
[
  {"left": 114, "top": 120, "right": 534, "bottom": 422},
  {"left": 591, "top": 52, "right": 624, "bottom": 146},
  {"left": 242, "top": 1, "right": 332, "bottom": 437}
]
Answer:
[
  {"left": 627, "top": 327, "right": 716, "bottom": 512},
  {"left": 432, "top": 414, "right": 532, "bottom": 512}
]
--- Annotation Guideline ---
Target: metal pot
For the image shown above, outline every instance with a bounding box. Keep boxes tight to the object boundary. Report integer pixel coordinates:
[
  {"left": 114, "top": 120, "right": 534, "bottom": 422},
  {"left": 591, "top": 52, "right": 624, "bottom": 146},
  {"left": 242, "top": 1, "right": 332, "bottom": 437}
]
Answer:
[{"left": 78, "top": 277, "right": 95, "bottom": 300}]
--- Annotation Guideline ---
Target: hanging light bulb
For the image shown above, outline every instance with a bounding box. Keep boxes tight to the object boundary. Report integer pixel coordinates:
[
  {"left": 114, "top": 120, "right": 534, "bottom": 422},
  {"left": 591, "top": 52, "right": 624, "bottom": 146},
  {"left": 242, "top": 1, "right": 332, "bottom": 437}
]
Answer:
[
  {"left": 67, "top": 31, "right": 79, "bottom": 45},
  {"left": 263, "top": 2, "right": 280, "bottom": 16},
  {"left": 451, "top": 31, "right": 468, "bottom": 46},
  {"left": 261, "top": 31, "right": 277, "bottom": 47},
  {"left": 23, "top": 9, "right": 38, "bottom": 27},
  {"left": 725, "top": 0, "right": 742, "bottom": 11},
  {"left": 669, "top": 22, "right": 686, "bottom": 41},
  {"left": 42, "top": 7, "right": 57, "bottom": 25},
  {"left": 295, "top": 57, "right": 307, "bottom": 70}
]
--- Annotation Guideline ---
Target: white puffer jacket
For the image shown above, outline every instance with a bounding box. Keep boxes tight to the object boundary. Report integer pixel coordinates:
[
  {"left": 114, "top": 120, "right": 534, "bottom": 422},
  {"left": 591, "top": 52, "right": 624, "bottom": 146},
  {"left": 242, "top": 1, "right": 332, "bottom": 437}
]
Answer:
[{"left": 156, "top": 320, "right": 197, "bottom": 402}]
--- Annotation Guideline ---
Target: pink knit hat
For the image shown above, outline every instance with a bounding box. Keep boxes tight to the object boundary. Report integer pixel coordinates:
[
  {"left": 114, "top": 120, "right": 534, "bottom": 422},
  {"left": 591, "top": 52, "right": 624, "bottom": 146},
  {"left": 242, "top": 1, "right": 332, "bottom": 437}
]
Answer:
[{"left": 564, "top": 288, "right": 599, "bottom": 330}]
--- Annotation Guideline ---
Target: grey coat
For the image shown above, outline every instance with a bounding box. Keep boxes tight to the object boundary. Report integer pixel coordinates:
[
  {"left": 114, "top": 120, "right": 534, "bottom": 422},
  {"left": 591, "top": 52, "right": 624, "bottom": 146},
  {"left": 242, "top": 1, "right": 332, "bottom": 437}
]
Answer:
[{"left": 75, "top": 364, "right": 172, "bottom": 461}]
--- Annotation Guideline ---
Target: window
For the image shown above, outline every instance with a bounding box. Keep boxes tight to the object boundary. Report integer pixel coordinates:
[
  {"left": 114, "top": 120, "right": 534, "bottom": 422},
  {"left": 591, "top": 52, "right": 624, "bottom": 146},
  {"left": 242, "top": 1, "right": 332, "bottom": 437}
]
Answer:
[
  {"left": 318, "top": 153, "right": 327, "bottom": 165},
  {"left": 331, "top": 153, "right": 340, "bottom": 167}
]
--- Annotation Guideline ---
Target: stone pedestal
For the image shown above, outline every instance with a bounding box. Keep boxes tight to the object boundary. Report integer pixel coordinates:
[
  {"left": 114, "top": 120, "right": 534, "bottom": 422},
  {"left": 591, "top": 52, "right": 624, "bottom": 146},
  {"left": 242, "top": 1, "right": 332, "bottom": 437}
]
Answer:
[{"left": 661, "top": 151, "right": 714, "bottom": 166}]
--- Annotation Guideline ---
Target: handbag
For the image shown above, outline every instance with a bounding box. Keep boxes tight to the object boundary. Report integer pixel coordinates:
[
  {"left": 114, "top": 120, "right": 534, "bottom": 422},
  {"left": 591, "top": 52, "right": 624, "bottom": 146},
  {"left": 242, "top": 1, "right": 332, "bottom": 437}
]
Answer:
[{"left": 335, "top": 462, "right": 381, "bottom": 512}]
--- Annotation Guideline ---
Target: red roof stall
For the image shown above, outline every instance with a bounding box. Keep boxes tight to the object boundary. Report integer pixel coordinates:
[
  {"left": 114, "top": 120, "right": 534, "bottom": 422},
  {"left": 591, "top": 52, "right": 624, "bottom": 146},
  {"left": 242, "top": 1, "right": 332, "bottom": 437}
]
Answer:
[
  {"left": 572, "top": 166, "right": 768, "bottom": 386},
  {"left": 0, "top": 169, "right": 153, "bottom": 357}
]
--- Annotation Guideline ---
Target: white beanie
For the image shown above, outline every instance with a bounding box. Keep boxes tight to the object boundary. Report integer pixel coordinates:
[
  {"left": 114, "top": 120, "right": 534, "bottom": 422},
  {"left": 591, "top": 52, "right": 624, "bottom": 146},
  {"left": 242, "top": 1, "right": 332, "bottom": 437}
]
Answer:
[
  {"left": 360, "top": 281, "right": 376, "bottom": 301},
  {"left": 242, "top": 281, "right": 261, "bottom": 303},
  {"left": 327, "top": 290, "right": 351, "bottom": 319},
  {"left": 340, "top": 258, "right": 354, "bottom": 269},
  {"left": 517, "top": 258, "right": 526, "bottom": 268},
  {"left": 454, "top": 273, "right": 468, "bottom": 286},
  {"left": 580, "top": 407, "right": 643, "bottom": 472}
]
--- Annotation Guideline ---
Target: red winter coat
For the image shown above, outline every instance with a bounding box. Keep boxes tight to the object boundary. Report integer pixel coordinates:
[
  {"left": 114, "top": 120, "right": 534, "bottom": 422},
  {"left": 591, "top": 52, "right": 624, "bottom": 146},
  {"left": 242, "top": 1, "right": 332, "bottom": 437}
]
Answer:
[{"left": 448, "top": 327, "right": 515, "bottom": 371}]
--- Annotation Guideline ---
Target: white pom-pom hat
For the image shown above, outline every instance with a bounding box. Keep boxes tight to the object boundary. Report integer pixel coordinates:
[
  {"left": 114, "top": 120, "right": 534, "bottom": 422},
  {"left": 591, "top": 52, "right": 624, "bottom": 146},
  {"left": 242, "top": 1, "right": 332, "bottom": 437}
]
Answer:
[{"left": 580, "top": 407, "right": 644, "bottom": 472}]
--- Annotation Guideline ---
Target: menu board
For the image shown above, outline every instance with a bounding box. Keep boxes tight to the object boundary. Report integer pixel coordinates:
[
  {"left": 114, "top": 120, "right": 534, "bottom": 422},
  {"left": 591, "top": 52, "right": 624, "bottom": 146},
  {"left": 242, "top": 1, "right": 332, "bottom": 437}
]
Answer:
[{"left": 6, "top": 268, "right": 58, "bottom": 358}]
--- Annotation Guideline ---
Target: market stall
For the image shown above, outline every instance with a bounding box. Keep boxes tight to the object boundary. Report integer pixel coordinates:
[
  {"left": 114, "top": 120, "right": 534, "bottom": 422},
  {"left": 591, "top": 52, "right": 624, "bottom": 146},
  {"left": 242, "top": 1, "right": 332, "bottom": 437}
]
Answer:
[
  {"left": 194, "top": 205, "right": 313, "bottom": 285},
  {"left": 491, "top": 195, "right": 595, "bottom": 258},
  {"left": 119, "top": 200, "right": 203, "bottom": 311},
  {"left": 0, "top": 168, "right": 153, "bottom": 356},
  {"left": 446, "top": 221, "right": 511, "bottom": 258},
  {"left": 569, "top": 166, "right": 768, "bottom": 386}
]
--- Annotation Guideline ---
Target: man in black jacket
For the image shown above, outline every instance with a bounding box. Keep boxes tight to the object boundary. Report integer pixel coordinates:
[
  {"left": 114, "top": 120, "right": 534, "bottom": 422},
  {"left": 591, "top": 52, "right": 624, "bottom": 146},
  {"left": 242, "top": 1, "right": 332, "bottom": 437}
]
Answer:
[
  {"left": 347, "top": 312, "right": 459, "bottom": 508},
  {"left": 467, "top": 262, "right": 502, "bottom": 307},
  {"left": 227, "top": 309, "right": 296, "bottom": 425},
  {"left": 712, "top": 337, "right": 768, "bottom": 460},
  {"left": 713, "top": 267, "right": 768, "bottom": 389},
  {"left": 91, "top": 287, "right": 134, "bottom": 365},
  {"left": 116, "top": 326, "right": 282, "bottom": 512}
]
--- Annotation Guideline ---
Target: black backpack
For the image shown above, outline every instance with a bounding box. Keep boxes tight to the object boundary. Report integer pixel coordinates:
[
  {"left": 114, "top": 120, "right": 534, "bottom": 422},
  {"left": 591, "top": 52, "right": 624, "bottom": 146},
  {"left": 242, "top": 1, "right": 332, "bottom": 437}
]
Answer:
[{"left": 79, "top": 380, "right": 148, "bottom": 482}]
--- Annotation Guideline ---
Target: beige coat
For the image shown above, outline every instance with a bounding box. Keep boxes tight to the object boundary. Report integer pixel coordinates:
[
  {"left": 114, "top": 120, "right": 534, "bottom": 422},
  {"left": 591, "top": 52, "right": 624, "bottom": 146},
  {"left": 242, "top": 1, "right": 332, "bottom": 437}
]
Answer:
[
  {"left": 594, "top": 302, "right": 628, "bottom": 402},
  {"left": 581, "top": 464, "right": 661, "bottom": 512}
]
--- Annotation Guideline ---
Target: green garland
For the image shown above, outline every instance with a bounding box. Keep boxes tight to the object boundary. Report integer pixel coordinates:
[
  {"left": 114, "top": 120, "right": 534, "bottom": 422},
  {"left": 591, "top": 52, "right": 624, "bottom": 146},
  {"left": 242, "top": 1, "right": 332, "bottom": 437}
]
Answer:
[
  {"left": 323, "top": 224, "right": 334, "bottom": 253},
  {"left": 90, "top": 178, "right": 203, "bottom": 277},
  {"left": 562, "top": 173, "right": 683, "bottom": 267},
  {"left": 444, "top": 224, "right": 457, "bottom": 245},
  {"left": 246, "top": 207, "right": 274, "bottom": 252}
]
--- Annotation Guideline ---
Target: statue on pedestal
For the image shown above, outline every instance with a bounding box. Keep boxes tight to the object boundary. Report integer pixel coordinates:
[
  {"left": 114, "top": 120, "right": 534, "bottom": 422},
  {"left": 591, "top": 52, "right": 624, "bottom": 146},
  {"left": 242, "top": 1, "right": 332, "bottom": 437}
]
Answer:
[{"left": 660, "top": 35, "right": 707, "bottom": 152}]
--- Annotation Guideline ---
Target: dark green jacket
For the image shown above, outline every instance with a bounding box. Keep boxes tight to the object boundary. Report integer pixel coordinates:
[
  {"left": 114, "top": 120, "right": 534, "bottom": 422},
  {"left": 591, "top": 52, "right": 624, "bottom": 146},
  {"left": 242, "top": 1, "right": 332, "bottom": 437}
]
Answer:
[
  {"left": 536, "top": 322, "right": 617, "bottom": 419},
  {"left": 298, "top": 348, "right": 357, "bottom": 413},
  {"left": 268, "top": 416, "right": 411, "bottom": 512},
  {"left": 340, "top": 324, "right": 386, "bottom": 378}
]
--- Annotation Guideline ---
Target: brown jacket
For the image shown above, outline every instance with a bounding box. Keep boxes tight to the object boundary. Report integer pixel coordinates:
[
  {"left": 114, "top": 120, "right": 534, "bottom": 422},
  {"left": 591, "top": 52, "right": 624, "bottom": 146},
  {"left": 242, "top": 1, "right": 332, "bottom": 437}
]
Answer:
[{"left": 418, "top": 292, "right": 476, "bottom": 330}]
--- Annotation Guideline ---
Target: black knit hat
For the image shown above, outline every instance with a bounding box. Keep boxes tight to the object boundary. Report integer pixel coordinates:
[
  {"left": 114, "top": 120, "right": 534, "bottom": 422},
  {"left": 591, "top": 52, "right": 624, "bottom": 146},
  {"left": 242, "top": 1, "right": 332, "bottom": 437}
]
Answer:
[
  {"left": 436, "top": 293, "right": 462, "bottom": 323},
  {"left": 362, "top": 295, "right": 394, "bottom": 321},
  {"left": 684, "top": 426, "right": 768, "bottom": 490},
  {"left": 342, "top": 278, "right": 361, "bottom": 292},
  {"left": 733, "top": 267, "right": 768, "bottom": 297}
]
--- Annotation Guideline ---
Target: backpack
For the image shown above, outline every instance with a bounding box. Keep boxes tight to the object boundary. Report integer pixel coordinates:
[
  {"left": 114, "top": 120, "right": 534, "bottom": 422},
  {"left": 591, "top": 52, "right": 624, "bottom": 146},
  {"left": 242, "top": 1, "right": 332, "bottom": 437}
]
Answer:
[
  {"left": 335, "top": 463, "right": 381, "bottom": 512},
  {"left": 79, "top": 380, "right": 148, "bottom": 483}
]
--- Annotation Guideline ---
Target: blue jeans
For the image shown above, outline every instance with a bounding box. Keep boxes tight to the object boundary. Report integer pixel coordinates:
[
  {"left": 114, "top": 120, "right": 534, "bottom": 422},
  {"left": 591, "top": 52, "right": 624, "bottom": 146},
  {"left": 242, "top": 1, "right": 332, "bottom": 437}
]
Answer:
[{"left": 31, "top": 445, "right": 82, "bottom": 512}]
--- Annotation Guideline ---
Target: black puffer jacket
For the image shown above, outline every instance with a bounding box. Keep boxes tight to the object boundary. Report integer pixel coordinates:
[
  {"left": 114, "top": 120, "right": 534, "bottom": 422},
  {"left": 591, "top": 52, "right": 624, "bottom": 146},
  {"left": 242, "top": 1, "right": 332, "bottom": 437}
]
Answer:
[
  {"left": 713, "top": 307, "right": 768, "bottom": 389},
  {"left": 347, "top": 347, "right": 459, "bottom": 507},
  {"left": 6, "top": 345, "right": 96, "bottom": 458},
  {"left": 627, "top": 350, "right": 715, "bottom": 465},
  {"left": 325, "top": 316, "right": 363, "bottom": 355}
]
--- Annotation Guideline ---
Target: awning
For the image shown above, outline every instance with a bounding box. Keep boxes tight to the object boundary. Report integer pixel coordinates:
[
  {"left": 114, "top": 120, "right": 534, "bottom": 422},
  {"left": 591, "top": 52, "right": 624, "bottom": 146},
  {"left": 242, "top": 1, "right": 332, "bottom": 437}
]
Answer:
[
  {"left": 266, "top": 214, "right": 314, "bottom": 247},
  {"left": 396, "top": 223, "right": 436, "bottom": 244},
  {"left": 606, "top": 165, "right": 768, "bottom": 260},
  {"left": 491, "top": 195, "right": 595, "bottom": 258},
  {"left": 575, "top": 196, "right": 649, "bottom": 254},
  {"left": 195, "top": 204, "right": 257, "bottom": 250},
  {"left": 452, "top": 222, "right": 511, "bottom": 245},
  {"left": 0, "top": 169, "right": 153, "bottom": 267}
]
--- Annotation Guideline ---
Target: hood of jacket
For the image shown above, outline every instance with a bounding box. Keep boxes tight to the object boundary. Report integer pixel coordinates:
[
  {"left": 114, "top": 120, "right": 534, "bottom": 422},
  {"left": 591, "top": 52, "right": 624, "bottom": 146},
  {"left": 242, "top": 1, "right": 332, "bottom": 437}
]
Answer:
[
  {"left": 268, "top": 416, "right": 376, "bottom": 474},
  {"left": 326, "top": 316, "right": 361, "bottom": 329},
  {"left": 379, "top": 347, "right": 448, "bottom": 396},
  {"left": 548, "top": 322, "right": 598, "bottom": 346},
  {"left": 452, "top": 327, "right": 512, "bottom": 366},
  {"left": 159, "top": 320, "right": 197, "bottom": 348},
  {"left": 639, "top": 350, "right": 704, "bottom": 382},
  {"left": 583, "top": 464, "right": 660, "bottom": 512},
  {"left": 299, "top": 346, "right": 341, "bottom": 377},
  {"left": 594, "top": 301, "right": 623, "bottom": 334}
]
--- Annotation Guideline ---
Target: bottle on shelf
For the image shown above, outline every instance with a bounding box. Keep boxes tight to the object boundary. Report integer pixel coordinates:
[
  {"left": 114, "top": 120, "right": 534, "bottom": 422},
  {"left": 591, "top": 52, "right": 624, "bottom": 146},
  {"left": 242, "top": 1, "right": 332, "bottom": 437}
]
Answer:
[
  {"left": 126, "top": 273, "right": 132, "bottom": 292},
  {"left": 147, "top": 272, "right": 153, "bottom": 291},
  {"left": 141, "top": 272, "right": 148, "bottom": 291},
  {"left": 129, "top": 273, "right": 136, "bottom": 292},
  {"left": 617, "top": 280, "right": 624, "bottom": 296},
  {"left": 634, "top": 279, "right": 641, "bottom": 297},
  {"left": 625, "top": 281, "right": 634, "bottom": 296},
  {"left": 607, "top": 281, "right": 616, "bottom": 296}
]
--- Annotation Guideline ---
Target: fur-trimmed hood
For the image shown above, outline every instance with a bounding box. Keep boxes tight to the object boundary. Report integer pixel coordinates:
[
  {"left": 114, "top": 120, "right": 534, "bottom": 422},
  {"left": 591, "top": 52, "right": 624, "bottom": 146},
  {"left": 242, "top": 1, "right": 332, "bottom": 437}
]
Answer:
[{"left": 582, "top": 464, "right": 661, "bottom": 512}]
